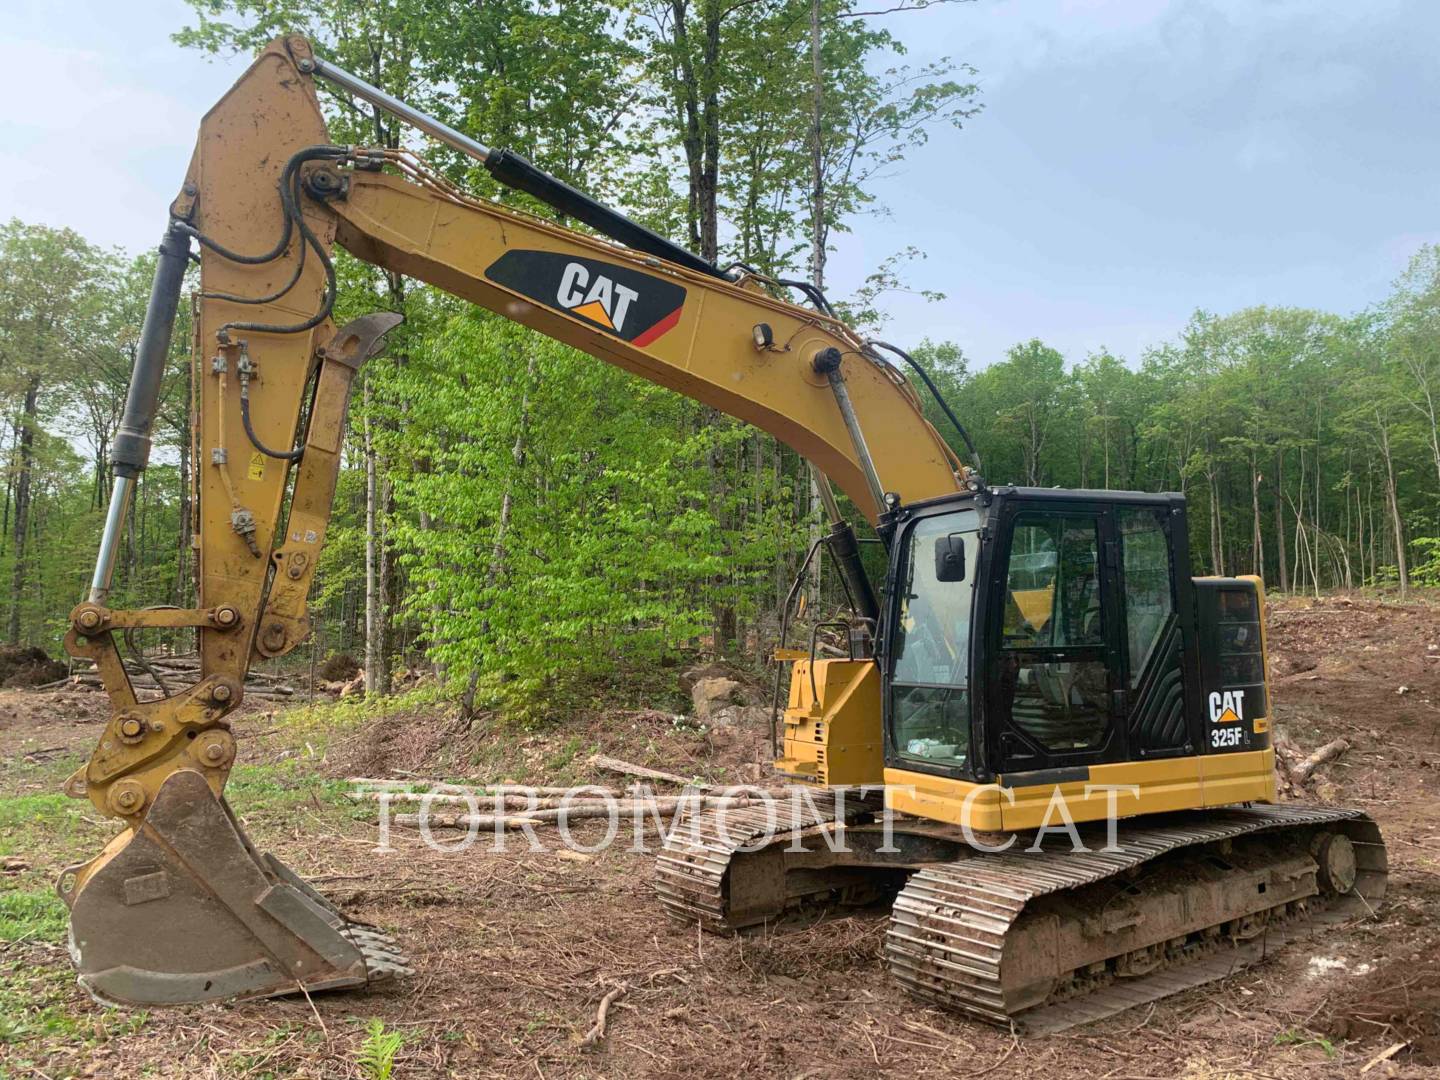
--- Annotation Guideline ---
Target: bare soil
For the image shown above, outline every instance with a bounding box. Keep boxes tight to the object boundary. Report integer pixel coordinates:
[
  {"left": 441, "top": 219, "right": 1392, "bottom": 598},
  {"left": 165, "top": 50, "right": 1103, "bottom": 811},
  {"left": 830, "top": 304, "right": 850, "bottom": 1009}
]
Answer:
[
  {"left": 0, "top": 646, "right": 67, "bottom": 689},
  {"left": 2, "top": 591, "right": 1439, "bottom": 1079}
]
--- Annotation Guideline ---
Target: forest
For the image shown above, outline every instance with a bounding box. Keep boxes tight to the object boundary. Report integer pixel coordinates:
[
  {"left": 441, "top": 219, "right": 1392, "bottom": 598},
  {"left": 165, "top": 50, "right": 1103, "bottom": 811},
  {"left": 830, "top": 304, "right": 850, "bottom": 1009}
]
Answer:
[{"left": 0, "top": 0, "right": 1437, "bottom": 715}]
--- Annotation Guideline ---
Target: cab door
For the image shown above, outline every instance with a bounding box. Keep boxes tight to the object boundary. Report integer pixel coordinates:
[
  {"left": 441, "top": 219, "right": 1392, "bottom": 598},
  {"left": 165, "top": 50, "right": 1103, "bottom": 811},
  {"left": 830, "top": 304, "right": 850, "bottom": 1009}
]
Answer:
[{"left": 985, "top": 502, "right": 1128, "bottom": 776}]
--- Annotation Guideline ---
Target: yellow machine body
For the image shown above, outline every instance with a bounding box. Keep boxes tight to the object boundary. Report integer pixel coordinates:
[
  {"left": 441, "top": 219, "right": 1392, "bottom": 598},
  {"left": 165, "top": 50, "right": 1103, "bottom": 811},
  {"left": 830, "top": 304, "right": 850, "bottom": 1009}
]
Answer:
[
  {"left": 61, "top": 32, "right": 1374, "bottom": 1027},
  {"left": 776, "top": 658, "right": 1276, "bottom": 832}
]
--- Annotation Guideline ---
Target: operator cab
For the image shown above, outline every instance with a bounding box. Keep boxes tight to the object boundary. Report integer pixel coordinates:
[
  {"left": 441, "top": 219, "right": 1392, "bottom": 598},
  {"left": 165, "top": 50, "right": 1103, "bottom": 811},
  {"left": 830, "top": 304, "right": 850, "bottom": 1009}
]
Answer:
[{"left": 881, "top": 487, "right": 1270, "bottom": 788}]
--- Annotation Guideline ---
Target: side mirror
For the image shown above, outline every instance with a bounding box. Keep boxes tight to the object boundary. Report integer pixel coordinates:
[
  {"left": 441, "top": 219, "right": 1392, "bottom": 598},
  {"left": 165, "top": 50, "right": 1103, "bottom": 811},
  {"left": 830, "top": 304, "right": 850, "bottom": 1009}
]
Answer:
[{"left": 934, "top": 534, "right": 967, "bottom": 582}]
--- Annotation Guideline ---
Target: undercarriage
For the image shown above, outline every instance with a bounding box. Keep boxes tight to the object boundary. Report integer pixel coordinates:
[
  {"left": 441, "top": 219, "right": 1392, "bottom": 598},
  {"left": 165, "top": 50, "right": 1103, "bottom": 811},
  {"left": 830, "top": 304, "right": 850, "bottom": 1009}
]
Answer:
[{"left": 655, "top": 794, "right": 1386, "bottom": 1033}]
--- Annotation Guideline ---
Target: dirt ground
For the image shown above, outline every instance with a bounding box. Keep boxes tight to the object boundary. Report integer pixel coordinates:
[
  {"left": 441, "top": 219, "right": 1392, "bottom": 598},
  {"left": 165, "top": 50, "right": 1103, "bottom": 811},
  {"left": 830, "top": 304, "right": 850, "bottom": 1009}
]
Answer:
[{"left": 2, "top": 592, "right": 1439, "bottom": 1079}]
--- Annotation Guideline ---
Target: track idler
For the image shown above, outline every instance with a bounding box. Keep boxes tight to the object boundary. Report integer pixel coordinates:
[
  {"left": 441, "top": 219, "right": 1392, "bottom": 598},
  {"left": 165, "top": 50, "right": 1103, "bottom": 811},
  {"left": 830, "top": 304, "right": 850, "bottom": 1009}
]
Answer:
[{"left": 59, "top": 769, "right": 409, "bottom": 1006}]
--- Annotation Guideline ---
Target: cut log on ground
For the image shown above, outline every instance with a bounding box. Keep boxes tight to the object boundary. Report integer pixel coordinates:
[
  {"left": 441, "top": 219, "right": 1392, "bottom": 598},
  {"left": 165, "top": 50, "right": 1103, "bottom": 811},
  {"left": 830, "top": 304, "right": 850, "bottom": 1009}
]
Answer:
[
  {"left": 351, "top": 792, "right": 643, "bottom": 811},
  {"left": 400, "top": 814, "right": 540, "bottom": 831},
  {"left": 393, "top": 794, "right": 765, "bottom": 830},
  {"left": 588, "top": 754, "right": 703, "bottom": 787},
  {"left": 347, "top": 778, "right": 628, "bottom": 797},
  {"left": 1274, "top": 733, "right": 1352, "bottom": 795},
  {"left": 1291, "top": 736, "right": 1352, "bottom": 785}
]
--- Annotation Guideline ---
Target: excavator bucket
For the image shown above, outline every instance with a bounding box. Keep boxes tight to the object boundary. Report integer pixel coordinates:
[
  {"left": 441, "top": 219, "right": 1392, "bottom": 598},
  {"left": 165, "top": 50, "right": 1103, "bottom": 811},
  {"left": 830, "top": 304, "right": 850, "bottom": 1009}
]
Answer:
[{"left": 59, "top": 770, "right": 410, "bottom": 1006}]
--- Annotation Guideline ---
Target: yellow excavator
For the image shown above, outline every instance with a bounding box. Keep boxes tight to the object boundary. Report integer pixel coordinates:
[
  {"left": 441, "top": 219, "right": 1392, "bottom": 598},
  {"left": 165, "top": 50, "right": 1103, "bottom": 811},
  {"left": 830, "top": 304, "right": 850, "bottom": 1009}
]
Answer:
[{"left": 61, "top": 35, "right": 1385, "bottom": 1031}]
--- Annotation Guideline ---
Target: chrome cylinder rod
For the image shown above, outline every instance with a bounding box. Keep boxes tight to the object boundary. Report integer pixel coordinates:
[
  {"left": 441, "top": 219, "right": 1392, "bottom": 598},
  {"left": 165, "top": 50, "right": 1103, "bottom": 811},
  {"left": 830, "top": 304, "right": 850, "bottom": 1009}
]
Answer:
[
  {"left": 90, "top": 222, "right": 191, "bottom": 604},
  {"left": 812, "top": 349, "right": 887, "bottom": 514},
  {"left": 306, "top": 58, "right": 493, "bottom": 165},
  {"left": 90, "top": 475, "right": 134, "bottom": 604},
  {"left": 810, "top": 464, "right": 844, "bottom": 526}
]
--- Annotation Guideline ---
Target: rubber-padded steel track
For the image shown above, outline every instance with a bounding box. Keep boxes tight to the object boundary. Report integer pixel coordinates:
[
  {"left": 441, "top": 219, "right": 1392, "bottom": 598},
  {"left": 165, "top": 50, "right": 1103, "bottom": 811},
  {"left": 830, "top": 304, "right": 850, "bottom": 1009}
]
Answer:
[
  {"left": 885, "top": 804, "right": 1386, "bottom": 1034},
  {"left": 656, "top": 800, "right": 1386, "bottom": 1034},
  {"left": 655, "top": 791, "right": 872, "bottom": 929}
]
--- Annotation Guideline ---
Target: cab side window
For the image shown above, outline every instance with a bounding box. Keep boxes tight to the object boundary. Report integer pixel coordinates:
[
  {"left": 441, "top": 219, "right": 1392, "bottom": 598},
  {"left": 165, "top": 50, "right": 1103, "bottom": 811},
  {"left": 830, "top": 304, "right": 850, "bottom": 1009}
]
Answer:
[
  {"left": 1118, "top": 508, "right": 1174, "bottom": 686},
  {"left": 996, "top": 513, "right": 1108, "bottom": 751}
]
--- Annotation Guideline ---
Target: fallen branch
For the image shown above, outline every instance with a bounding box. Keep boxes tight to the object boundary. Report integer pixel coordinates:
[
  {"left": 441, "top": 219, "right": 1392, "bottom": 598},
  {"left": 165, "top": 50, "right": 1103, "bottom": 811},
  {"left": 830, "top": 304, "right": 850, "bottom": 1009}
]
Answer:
[
  {"left": 579, "top": 984, "right": 627, "bottom": 1048},
  {"left": 1292, "top": 736, "right": 1352, "bottom": 786},
  {"left": 588, "top": 754, "right": 702, "bottom": 787},
  {"left": 1274, "top": 733, "right": 1352, "bottom": 797},
  {"left": 32, "top": 676, "right": 79, "bottom": 691},
  {"left": 1361, "top": 1041, "right": 1409, "bottom": 1073}
]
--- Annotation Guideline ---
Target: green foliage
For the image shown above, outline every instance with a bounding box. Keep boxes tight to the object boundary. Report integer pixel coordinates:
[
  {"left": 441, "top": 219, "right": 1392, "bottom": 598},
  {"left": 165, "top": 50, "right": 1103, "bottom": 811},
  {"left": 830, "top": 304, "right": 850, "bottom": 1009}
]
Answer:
[
  {"left": 906, "top": 294, "right": 1440, "bottom": 595},
  {"left": 1408, "top": 538, "right": 1440, "bottom": 587},
  {"left": 357, "top": 1018, "right": 405, "bottom": 1080},
  {"left": 0, "top": 888, "right": 68, "bottom": 943},
  {"left": 386, "top": 312, "right": 754, "bottom": 709},
  {"left": 1273, "top": 1029, "right": 1337, "bottom": 1058}
]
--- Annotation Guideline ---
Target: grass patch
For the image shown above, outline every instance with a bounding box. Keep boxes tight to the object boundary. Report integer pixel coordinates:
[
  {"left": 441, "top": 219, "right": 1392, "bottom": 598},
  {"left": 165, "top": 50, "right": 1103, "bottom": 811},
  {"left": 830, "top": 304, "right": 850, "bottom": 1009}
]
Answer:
[
  {"left": 357, "top": 1018, "right": 404, "bottom": 1080},
  {"left": 544, "top": 735, "right": 587, "bottom": 780},
  {"left": 0, "top": 965, "right": 85, "bottom": 1047},
  {"left": 0, "top": 961, "right": 147, "bottom": 1058},
  {"left": 226, "top": 758, "right": 354, "bottom": 819},
  {"left": 1274, "top": 1028, "right": 1337, "bottom": 1058},
  {"left": 277, "top": 685, "right": 449, "bottom": 743},
  {"left": 0, "top": 888, "right": 68, "bottom": 943},
  {"left": 0, "top": 792, "right": 76, "bottom": 834},
  {"left": 0, "top": 791, "right": 111, "bottom": 868}
]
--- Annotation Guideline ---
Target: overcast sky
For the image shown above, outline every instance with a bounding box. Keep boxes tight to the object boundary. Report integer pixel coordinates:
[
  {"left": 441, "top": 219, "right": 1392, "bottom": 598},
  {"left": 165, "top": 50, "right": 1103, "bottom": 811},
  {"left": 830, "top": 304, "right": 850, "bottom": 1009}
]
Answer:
[{"left": 2, "top": 0, "right": 1435, "bottom": 368}]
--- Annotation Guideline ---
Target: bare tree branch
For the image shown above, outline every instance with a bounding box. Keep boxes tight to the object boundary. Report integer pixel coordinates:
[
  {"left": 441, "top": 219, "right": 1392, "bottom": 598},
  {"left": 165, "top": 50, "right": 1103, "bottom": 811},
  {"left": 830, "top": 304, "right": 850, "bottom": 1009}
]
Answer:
[{"left": 833, "top": 0, "right": 976, "bottom": 18}]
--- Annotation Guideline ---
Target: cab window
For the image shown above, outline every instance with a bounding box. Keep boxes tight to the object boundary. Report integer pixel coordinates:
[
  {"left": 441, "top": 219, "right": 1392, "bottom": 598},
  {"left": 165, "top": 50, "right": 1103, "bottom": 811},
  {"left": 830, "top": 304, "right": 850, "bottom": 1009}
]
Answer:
[
  {"left": 996, "top": 512, "right": 1108, "bottom": 751},
  {"left": 889, "top": 511, "right": 977, "bottom": 770}
]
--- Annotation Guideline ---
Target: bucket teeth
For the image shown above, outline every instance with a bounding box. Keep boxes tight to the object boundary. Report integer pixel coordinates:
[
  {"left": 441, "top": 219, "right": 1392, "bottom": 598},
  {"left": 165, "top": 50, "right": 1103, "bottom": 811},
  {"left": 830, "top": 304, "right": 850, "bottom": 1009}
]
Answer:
[
  {"left": 62, "top": 769, "right": 411, "bottom": 1006},
  {"left": 346, "top": 929, "right": 413, "bottom": 973}
]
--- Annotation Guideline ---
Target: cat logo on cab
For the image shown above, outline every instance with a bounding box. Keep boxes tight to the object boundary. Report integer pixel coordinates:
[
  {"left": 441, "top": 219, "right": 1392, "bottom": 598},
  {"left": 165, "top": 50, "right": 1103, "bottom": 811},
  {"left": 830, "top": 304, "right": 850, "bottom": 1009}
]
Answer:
[
  {"left": 1208, "top": 689, "right": 1246, "bottom": 724},
  {"left": 484, "top": 249, "right": 686, "bottom": 347},
  {"left": 1208, "top": 689, "right": 1247, "bottom": 749}
]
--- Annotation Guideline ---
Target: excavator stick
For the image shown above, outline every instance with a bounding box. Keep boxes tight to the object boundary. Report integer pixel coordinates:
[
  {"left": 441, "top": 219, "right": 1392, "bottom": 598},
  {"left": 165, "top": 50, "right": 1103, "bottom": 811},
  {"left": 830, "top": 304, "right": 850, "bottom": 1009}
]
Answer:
[
  {"left": 55, "top": 36, "right": 413, "bottom": 1005},
  {"left": 59, "top": 287, "right": 408, "bottom": 1004},
  {"left": 58, "top": 295, "right": 409, "bottom": 1004}
]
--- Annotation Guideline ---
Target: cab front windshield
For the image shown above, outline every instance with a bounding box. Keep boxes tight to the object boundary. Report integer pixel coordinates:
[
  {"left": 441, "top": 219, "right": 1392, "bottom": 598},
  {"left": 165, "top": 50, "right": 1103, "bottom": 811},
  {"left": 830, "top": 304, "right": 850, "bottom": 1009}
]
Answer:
[{"left": 889, "top": 509, "right": 978, "bottom": 771}]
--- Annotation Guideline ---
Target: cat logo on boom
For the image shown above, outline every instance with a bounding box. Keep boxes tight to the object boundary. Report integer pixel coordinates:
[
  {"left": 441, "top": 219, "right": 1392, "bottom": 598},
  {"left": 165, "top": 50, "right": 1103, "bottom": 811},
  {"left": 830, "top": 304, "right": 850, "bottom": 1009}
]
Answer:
[
  {"left": 556, "top": 262, "right": 636, "bottom": 333},
  {"left": 484, "top": 249, "right": 686, "bottom": 347}
]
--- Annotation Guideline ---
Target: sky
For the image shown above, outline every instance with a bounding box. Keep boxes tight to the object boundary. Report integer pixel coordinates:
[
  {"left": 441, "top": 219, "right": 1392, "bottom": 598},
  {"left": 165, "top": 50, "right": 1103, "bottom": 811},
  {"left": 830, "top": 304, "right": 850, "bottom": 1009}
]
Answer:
[{"left": 1, "top": 0, "right": 1436, "bottom": 369}]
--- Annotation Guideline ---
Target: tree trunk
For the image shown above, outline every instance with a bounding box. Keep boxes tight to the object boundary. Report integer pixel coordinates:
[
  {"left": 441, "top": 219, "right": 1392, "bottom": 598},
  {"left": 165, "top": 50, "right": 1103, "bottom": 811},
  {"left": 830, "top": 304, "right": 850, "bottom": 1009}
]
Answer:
[
  {"left": 1250, "top": 452, "right": 1264, "bottom": 576},
  {"left": 7, "top": 376, "right": 39, "bottom": 645},
  {"left": 668, "top": 0, "right": 722, "bottom": 262},
  {"left": 698, "top": 0, "right": 721, "bottom": 263},
  {"left": 176, "top": 423, "right": 192, "bottom": 606},
  {"left": 809, "top": 0, "right": 825, "bottom": 293},
  {"left": 462, "top": 352, "right": 539, "bottom": 717},
  {"left": 376, "top": 474, "right": 394, "bottom": 694},
  {"left": 363, "top": 378, "right": 384, "bottom": 694},
  {"left": 805, "top": 0, "right": 825, "bottom": 610},
  {"left": 1375, "top": 413, "right": 1408, "bottom": 596},
  {"left": 1273, "top": 450, "right": 1288, "bottom": 591}
]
